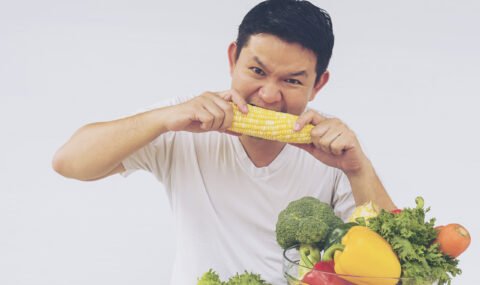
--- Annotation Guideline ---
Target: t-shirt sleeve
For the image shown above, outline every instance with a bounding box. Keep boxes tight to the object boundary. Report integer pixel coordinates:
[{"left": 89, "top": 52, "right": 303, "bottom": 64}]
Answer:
[
  {"left": 119, "top": 95, "right": 192, "bottom": 180},
  {"left": 120, "top": 132, "right": 176, "bottom": 182},
  {"left": 331, "top": 170, "right": 355, "bottom": 221}
]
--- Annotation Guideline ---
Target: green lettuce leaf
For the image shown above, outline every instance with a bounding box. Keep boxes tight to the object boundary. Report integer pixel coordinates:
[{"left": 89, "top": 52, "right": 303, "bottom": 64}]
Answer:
[{"left": 367, "top": 197, "right": 461, "bottom": 285}]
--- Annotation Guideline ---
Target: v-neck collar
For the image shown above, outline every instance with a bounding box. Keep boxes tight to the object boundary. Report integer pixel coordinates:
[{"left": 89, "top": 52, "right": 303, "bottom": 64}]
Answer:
[{"left": 231, "top": 136, "right": 292, "bottom": 177}]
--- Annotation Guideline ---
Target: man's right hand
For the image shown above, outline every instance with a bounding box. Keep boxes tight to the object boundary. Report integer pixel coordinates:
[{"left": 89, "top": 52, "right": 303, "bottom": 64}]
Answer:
[{"left": 164, "top": 90, "right": 248, "bottom": 133}]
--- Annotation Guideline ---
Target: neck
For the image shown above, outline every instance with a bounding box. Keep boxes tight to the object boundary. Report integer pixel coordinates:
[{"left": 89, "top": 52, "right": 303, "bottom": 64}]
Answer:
[{"left": 239, "top": 135, "right": 286, "bottom": 167}]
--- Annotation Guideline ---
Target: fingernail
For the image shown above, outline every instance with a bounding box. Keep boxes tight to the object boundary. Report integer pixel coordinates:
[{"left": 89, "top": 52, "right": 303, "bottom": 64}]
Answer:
[
  {"left": 294, "top": 123, "right": 300, "bottom": 131},
  {"left": 241, "top": 105, "right": 248, "bottom": 113}
]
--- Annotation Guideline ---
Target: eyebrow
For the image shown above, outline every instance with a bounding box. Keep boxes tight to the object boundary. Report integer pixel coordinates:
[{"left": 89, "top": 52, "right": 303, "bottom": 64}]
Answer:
[{"left": 253, "top": 56, "right": 309, "bottom": 78}]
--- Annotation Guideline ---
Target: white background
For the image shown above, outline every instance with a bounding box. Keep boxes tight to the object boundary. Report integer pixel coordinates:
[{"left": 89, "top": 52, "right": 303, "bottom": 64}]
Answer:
[{"left": 1, "top": 0, "right": 478, "bottom": 284}]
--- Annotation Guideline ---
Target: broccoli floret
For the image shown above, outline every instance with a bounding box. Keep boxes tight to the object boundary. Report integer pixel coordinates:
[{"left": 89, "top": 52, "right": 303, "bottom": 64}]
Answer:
[
  {"left": 226, "top": 271, "right": 272, "bottom": 285},
  {"left": 275, "top": 196, "right": 343, "bottom": 271},
  {"left": 197, "top": 269, "right": 223, "bottom": 285},
  {"left": 276, "top": 196, "right": 343, "bottom": 249}
]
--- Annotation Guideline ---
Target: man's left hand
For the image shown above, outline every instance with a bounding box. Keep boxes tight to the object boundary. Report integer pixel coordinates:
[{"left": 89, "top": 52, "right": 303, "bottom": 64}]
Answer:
[{"left": 290, "top": 109, "right": 369, "bottom": 175}]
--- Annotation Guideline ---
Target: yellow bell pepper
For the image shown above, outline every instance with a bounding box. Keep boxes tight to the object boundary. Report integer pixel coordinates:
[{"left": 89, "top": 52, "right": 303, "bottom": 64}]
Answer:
[{"left": 323, "top": 226, "right": 401, "bottom": 285}]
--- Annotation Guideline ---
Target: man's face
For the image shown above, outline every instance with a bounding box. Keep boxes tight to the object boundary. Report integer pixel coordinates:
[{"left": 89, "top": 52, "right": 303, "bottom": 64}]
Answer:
[{"left": 228, "top": 33, "right": 328, "bottom": 115}]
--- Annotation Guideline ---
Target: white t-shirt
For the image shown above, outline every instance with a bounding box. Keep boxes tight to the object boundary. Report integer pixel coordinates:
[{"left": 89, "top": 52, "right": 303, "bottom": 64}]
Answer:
[{"left": 121, "top": 128, "right": 355, "bottom": 284}]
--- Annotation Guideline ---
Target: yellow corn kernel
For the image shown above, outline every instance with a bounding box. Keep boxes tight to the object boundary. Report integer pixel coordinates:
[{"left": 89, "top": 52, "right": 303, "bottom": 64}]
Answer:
[{"left": 227, "top": 103, "right": 314, "bottom": 144}]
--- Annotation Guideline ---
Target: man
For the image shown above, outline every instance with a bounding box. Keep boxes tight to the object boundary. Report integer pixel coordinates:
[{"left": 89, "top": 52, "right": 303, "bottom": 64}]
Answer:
[{"left": 53, "top": 0, "right": 396, "bottom": 284}]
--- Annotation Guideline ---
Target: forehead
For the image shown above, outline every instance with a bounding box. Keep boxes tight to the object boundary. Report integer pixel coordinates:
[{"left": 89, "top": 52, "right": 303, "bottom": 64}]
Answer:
[{"left": 239, "top": 34, "right": 317, "bottom": 71}]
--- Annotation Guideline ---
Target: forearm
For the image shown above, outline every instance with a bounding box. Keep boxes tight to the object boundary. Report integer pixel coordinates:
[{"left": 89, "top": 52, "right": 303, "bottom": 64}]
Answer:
[
  {"left": 346, "top": 159, "right": 397, "bottom": 211},
  {"left": 52, "top": 107, "right": 171, "bottom": 180}
]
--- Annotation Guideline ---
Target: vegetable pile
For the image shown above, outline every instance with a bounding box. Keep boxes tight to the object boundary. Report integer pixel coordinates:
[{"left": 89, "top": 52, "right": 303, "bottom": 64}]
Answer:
[
  {"left": 366, "top": 197, "right": 463, "bottom": 284},
  {"left": 275, "top": 196, "right": 471, "bottom": 285}
]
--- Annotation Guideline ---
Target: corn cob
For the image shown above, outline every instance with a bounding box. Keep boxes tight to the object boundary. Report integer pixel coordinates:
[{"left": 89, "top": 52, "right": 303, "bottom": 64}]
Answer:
[{"left": 228, "top": 103, "right": 314, "bottom": 143}]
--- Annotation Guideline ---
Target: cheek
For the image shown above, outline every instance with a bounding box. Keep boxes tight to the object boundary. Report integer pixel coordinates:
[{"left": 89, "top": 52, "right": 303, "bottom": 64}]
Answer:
[
  {"left": 231, "top": 70, "right": 260, "bottom": 94},
  {"left": 283, "top": 93, "right": 311, "bottom": 114}
]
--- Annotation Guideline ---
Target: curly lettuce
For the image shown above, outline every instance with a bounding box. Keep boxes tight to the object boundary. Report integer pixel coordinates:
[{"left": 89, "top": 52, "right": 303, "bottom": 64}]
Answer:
[{"left": 367, "top": 197, "right": 461, "bottom": 285}]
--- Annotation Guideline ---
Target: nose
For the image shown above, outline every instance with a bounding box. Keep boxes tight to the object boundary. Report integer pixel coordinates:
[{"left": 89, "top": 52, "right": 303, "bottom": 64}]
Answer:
[{"left": 258, "top": 82, "right": 282, "bottom": 104}]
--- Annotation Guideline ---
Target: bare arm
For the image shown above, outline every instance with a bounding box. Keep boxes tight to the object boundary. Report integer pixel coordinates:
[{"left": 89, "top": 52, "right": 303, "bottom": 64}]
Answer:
[
  {"left": 52, "top": 107, "right": 172, "bottom": 181},
  {"left": 345, "top": 160, "right": 396, "bottom": 210},
  {"left": 52, "top": 91, "right": 248, "bottom": 181}
]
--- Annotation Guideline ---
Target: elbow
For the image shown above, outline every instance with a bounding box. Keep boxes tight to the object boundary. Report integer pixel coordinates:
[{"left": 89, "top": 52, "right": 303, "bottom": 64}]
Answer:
[
  {"left": 52, "top": 148, "right": 85, "bottom": 180},
  {"left": 51, "top": 154, "right": 89, "bottom": 181},
  {"left": 51, "top": 148, "right": 110, "bottom": 181},
  {"left": 52, "top": 148, "right": 70, "bottom": 177}
]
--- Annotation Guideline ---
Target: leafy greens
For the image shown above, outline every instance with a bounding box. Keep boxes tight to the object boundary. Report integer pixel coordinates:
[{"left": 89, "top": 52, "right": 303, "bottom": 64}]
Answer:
[{"left": 367, "top": 197, "right": 461, "bottom": 285}]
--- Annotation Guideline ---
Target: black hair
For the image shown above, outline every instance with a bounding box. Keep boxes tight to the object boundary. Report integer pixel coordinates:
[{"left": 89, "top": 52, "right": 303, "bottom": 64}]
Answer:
[{"left": 236, "top": 0, "right": 334, "bottom": 83}]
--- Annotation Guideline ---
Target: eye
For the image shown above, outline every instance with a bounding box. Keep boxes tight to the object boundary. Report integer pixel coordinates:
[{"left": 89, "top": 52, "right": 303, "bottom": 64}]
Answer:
[
  {"left": 249, "top": 67, "right": 266, "bottom": 76},
  {"left": 285, "top": 78, "right": 302, "bottom": 85}
]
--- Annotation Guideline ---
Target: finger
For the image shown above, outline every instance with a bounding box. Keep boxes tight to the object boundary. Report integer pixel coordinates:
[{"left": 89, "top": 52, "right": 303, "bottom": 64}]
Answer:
[
  {"left": 230, "top": 89, "right": 248, "bottom": 114},
  {"left": 209, "top": 94, "right": 234, "bottom": 130},
  {"left": 329, "top": 133, "right": 355, "bottom": 156},
  {"left": 199, "top": 92, "right": 234, "bottom": 130},
  {"left": 316, "top": 129, "right": 344, "bottom": 155},
  {"left": 310, "top": 124, "right": 330, "bottom": 139},
  {"left": 201, "top": 100, "right": 228, "bottom": 130},
  {"left": 216, "top": 89, "right": 247, "bottom": 117},
  {"left": 311, "top": 119, "right": 344, "bottom": 153},
  {"left": 294, "top": 109, "right": 327, "bottom": 131},
  {"left": 218, "top": 90, "right": 232, "bottom": 101},
  {"left": 221, "top": 106, "right": 234, "bottom": 130},
  {"left": 196, "top": 108, "right": 215, "bottom": 130},
  {"left": 327, "top": 132, "right": 344, "bottom": 155},
  {"left": 309, "top": 124, "right": 331, "bottom": 153},
  {"left": 217, "top": 99, "right": 234, "bottom": 130}
]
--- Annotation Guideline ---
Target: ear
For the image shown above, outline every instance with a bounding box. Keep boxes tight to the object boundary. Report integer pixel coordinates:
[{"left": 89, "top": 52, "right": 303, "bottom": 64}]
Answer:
[
  {"left": 227, "top": 41, "right": 237, "bottom": 76},
  {"left": 309, "top": 70, "right": 330, "bottom": 102}
]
